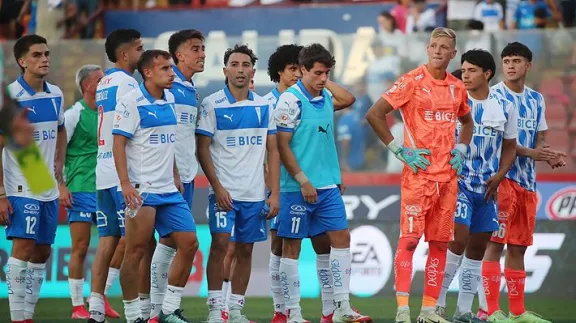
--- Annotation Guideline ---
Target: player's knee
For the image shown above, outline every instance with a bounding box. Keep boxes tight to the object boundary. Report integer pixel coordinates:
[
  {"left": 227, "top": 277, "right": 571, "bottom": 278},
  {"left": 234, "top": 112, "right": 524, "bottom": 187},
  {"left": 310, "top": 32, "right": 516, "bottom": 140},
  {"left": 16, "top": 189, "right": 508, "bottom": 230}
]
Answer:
[
  {"left": 234, "top": 243, "right": 253, "bottom": 260},
  {"left": 327, "top": 229, "right": 350, "bottom": 248},
  {"left": 271, "top": 237, "right": 283, "bottom": 257},
  {"left": 124, "top": 244, "right": 147, "bottom": 264},
  {"left": 398, "top": 237, "right": 419, "bottom": 252},
  {"left": 71, "top": 240, "right": 90, "bottom": 259},
  {"left": 311, "top": 235, "right": 331, "bottom": 254},
  {"left": 11, "top": 239, "right": 35, "bottom": 260},
  {"left": 506, "top": 244, "right": 527, "bottom": 259},
  {"left": 31, "top": 244, "right": 52, "bottom": 263},
  {"left": 282, "top": 239, "right": 301, "bottom": 259},
  {"left": 210, "top": 235, "right": 229, "bottom": 255},
  {"left": 449, "top": 239, "right": 467, "bottom": 256},
  {"left": 159, "top": 236, "right": 176, "bottom": 249}
]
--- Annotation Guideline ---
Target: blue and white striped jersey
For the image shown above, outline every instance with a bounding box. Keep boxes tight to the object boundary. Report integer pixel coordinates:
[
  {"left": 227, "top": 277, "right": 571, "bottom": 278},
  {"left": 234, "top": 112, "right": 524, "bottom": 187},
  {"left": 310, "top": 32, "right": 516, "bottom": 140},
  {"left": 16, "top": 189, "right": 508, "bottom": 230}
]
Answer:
[
  {"left": 112, "top": 84, "right": 178, "bottom": 194},
  {"left": 492, "top": 81, "right": 548, "bottom": 192},
  {"left": 4, "top": 76, "right": 64, "bottom": 201},
  {"left": 96, "top": 68, "right": 138, "bottom": 190},
  {"left": 457, "top": 90, "right": 517, "bottom": 193},
  {"left": 170, "top": 65, "right": 199, "bottom": 183},
  {"left": 196, "top": 86, "right": 276, "bottom": 202}
]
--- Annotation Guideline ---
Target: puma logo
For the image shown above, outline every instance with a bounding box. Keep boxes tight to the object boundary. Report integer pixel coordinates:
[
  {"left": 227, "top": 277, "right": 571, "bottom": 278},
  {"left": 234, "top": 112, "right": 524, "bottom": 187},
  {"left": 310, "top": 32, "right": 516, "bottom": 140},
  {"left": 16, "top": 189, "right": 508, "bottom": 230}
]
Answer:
[
  {"left": 422, "top": 87, "right": 432, "bottom": 96},
  {"left": 318, "top": 124, "right": 329, "bottom": 134},
  {"left": 177, "top": 88, "right": 185, "bottom": 97},
  {"left": 224, "top": 114, "right": 233, "bottom": 122},
  {"left": 27, "top": 106, "right": 36, "bottom": 114},
  {"left": 148, "top": 111, "right": 157, "bottom": 119}
]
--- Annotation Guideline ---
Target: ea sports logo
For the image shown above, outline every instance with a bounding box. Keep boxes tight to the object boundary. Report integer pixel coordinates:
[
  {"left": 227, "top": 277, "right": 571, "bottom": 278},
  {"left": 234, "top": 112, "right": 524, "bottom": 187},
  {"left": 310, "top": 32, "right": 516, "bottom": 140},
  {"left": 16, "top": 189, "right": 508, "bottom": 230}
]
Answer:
[
  {"left": 349, "top": 225, "right": 393, "bottom": 297},
  {"left": 546, "top": 187, "right": 576, "bottom": 220}
]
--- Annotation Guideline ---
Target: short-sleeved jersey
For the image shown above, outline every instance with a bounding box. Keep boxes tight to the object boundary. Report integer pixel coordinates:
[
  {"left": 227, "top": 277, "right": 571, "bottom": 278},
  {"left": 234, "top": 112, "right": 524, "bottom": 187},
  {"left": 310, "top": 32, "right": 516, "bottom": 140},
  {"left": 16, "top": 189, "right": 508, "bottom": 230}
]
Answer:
[
  {"left": 273, "top": 83, "right": 333, "bottom": 132},
  {"left": 64, "top": 100, "right": 98, "bottom": 193},
  {"left": 382, "top": 65, "right": 470, "bottom": 182},
  {"left": 196, "top": 86, "right": 276, "bottom": 202},
  {"left": 169, "top": 65, "right": 199, "bottom": 183},
  {"left": 96, "top": 68, "right": 138, "bottom": 190},
  {"left": 492, "top": 81, "right": 547, "bottom": 192},
  {"left": 4, "top": 77, "right": 64, "bottom": 201},
  {"left": 112, "top": 83, "right": 178, "bottom": 194},
  {"left": 457, "top": 90, "right": 517, "bottom": 193},
  {"left": 262, "top": 87, "right": 281, "bottom": 108}
]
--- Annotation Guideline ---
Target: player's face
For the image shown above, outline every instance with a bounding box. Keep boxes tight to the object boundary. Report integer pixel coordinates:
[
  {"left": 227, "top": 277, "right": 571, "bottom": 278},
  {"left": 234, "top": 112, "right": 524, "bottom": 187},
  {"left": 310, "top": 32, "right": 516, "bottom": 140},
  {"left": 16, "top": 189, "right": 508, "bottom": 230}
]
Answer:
[
  {"left": 302, "top": 62, "right": 330, "bottom": 92},
  {"left": 125, "top": 38, "right": 144, "bottom": 70},
  {"left": 502, "top": 55, "right": 530, "bottom": 82},
  {"left": 427, "top": 37, "right": 456, "bottom": 70},
  {"left": 224, "top": 53, "right": 255, "bottom": 89},
  {"left": 83, "top": 69, "right": 105, "bottom": 97},
  {"left": 461, "top": 61, "right": 490, "bottom": 91},
  {"left": 147, "top": 56, "right": 175, "bottom": 89},
  {"left": 20, "top": 43, "right": 50, "bottom": 77},
  {"left": 176, "top": 38, "right": 206, "bottom": 73},
  {"left": 279, "top": 63, "right": 300, "bottom": 87}
]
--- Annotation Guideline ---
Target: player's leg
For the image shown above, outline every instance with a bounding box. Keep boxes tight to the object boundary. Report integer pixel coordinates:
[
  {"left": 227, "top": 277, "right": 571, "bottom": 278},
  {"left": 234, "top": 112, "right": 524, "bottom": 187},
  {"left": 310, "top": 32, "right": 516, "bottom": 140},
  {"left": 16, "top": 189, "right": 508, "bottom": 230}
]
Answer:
[
  {"left": 437, "top": 188, "right": 473, "bottom": 317},
  {"left": 138, "top": 236, "right": 156, "bottom": 320},
  {"left": 504, "top": 189, "right": 548, "bottom": 323},
  {"left": 5, "top": 197, "right": 40, "bottom": 322},
  {"left": 154, "top": 194, "right": 199, "bottom": 322},
  {"left": 206, "top": 194, "right": 236, "bottom": 322},
  {"left": 453, "top": 194, "right": 499, "bottom": 323},
  {"left": 417, "top": 179, "right": 458, "bottom": 323},
  {"left": 226, "top": 201, "right": 267, "bottom": 322},
  {"left": 394, "top": 176, "right": 430, "bottom": 322},
  {"left": 119, "top": 204, "right": 157, "bottom": 323},
  {"left": 269, "top": 224, "right": 287, "bottom": 322},
  {"left": 311, "top": 234, "right": 335, "bottom": 322},
  {"left": 150, "top": 236, "right": 176, "bottom": 321},
  {"left": 24, "top": 198, "right": 59, "bottom": 321},
  {"left": 222, "top": 240, "right": 236, "bottom": 316},
  {"left": 483, "top": 179, "right": 516, "bottom": 322},
  {"left": 103, "top": 236, "right": 124, "bottom": 319},
  {"left": 277, "top": 191, "right": 312, "bottom": 322},
  {"left": 89, "top": 189, "right": 122, "bottom": 323},
  {"left": 315, "top": 188, "right": 372, "bottom": 323},
  {"left": 68, "top": 215, "right": 92, "bottom": 318}
]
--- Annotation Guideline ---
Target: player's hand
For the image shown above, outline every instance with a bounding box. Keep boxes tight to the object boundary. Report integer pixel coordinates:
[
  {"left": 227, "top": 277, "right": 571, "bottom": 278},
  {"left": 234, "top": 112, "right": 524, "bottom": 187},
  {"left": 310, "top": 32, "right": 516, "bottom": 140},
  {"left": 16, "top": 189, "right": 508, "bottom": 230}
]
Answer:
[
  {"left": 301, "top": 181, "right": 317, "bottom": 204},
  {"left": 121, "top": 182, "right": 142, "bottom": 210},
  {"left": 547, "top": 156, "right": 567, "bottom": 169},
  {"left": 450, "top": 144, "right": 467, "bottom": 176},
  {"left": 10, "top": 109, "right": 34, "bottom": 148},
  {"left": 58, "top": 184, "right": 73, "bottom": 209},
  {"left": 484, "top": 173, "right": 504, "bottom": 203},
  {"left": 529, "top": 147, "right": 563, "bottom": 161},
  {"left": 338, "top": 182, "right": 347, "bottom": 195},
  {"left": 214, "top": 185, "right": 233, "bottom": 211},
  {"left": 266, "top": 192, "right": 280, "bottom": 219},
  {"left": 395, "top": 147, "right": 431, "bottom": 174},
  {"left": 0, "top": 197, "right": 13, "bottom": 226},
  {"left": 175, "top": 177, "right": 184, "bottom": 194}
]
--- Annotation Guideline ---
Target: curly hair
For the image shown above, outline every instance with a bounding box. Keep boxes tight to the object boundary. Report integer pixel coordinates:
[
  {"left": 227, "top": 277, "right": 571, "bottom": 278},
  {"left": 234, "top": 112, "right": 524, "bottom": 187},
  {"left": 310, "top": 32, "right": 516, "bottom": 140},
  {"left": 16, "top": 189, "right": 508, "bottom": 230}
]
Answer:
[
  {"left": 223, "top": 44, "right": 258, "bottom": 66},
  {"left": 267, "top": 44, "right": 303, "bottom": 83}
]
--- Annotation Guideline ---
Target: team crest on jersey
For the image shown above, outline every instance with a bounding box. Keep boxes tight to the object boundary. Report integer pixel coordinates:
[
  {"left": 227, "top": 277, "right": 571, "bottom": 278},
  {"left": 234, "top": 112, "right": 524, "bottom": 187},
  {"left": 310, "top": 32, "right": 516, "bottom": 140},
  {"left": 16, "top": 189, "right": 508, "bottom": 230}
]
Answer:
[{"left": 196, "top": 92, "right": 200, "bottom": 102}]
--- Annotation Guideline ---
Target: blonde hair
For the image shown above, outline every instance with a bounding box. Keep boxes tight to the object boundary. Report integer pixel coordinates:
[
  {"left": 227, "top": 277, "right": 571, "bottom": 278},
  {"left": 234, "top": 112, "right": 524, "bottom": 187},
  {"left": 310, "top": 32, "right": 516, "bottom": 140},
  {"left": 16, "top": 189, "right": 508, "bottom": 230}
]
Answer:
[{"left": 430, "top": 27, "right": 457, "bottom": 46}]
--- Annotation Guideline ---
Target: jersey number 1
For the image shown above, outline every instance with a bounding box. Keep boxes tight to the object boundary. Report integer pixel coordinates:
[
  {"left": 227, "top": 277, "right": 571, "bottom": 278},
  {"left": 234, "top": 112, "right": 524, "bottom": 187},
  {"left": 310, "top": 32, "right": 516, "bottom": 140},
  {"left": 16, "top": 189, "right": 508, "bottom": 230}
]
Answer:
[{"left": 98, "top": 105, "right": 105, "bottom": 146}]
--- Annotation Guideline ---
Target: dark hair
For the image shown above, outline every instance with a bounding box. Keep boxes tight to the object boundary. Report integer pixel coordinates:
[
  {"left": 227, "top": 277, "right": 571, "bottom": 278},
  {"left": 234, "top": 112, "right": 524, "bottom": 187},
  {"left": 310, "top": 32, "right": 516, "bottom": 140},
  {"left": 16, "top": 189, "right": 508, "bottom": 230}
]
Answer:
[
  {"left": 137, "top": 50, "right": 172, "bottom": 80},
  {"left": 105, "top": 29, "right": 141, "bottom": 63},
  {"left": 379, "top": 11, "right": 398, "bottom": 31},
  {"left": 168, "top": 29, "right": 205, "bottom": 64},
  {"left": 223, "top": 44, "right": 258, "bottom": 66},
  {"left": 298, "top": 43, "right": 335, "bottom": 71},
  {"left": 14, "top": 34, "right": 47, "bottom": 72},
  {"left": 267, "top": 44, "right": 303, "bottom": 83},
  {"left": 461, "top": 49, "right": 496, "bottom": 81},
  {"left": 468, "top": 19, "right": 484, "bottom": 31},
  {"left": 501, "top": 42, "right": 532, "bottom": 62},
  {"left": 451, "top": 69, "right": 462, "bottom": 81}
]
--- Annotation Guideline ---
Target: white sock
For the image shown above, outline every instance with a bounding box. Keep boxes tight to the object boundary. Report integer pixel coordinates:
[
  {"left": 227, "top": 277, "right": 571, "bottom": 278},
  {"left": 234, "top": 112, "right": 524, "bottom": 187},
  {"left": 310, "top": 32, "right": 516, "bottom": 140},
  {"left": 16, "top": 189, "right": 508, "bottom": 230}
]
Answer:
[
  {"left": 140, "top": 293, "right": 151, "bottom": 319},
  {"left": 24, "top": 262, "right": 46, "bottom": 320},
  {"left": 123, "top": 297, "right": 142, "bottom": 322},
  {"left": 457, "top": 256, "right": 482, "bottom": 314},
  {"left": 222, "top": 280, "right": 231, "bottom": 311},
  {"left": 69, "top": 278, "right": 85, "bottom": 306},
  {"left": 478, "top": 273, "right": 488, "bottom": 312},
  {"left": 162, "top": 285, "right": 183, "bottom": 315},
  {"left": 7, "top": 257, "right": 27, "bottom": 321},
  {"left": 89, "top": 292, "right": 105, "bottom": 321},
  {"left": 330, "top": 247, "right": 351, "bottom": 306},
  {"left": 279, "top": 258, "right": 301, "bottom": 318},
  {"left": 269, "top": 253, "right": 285, "bottom": 314},
  {"left": 105, "top": 267, "right": 120, "bottom": 295},
  {"left": 150, "top": 243, "right": 176, "bottom": 318},
  {"left": 228, "top": 293, "right": 245, "bottom": 318},
  {"left": 316, "top": 253, "right": 335, "bottom": 316},
  {"left": 207, "top": 290, "right": 223, "bottom": 313},
  {"left": 437, "top": 249, "right": 462, "bottom": 307}
]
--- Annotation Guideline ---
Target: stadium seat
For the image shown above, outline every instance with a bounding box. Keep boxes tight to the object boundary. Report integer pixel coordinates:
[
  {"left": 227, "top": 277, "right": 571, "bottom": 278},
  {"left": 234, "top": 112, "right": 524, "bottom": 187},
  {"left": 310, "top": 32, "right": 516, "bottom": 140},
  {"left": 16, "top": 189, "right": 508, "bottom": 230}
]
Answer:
[
  {"left": 546, "top": 129, "right": 570, "bottom": 152},
  {"left": 545, "top": 102, "right": 569, "bottom": 129}
]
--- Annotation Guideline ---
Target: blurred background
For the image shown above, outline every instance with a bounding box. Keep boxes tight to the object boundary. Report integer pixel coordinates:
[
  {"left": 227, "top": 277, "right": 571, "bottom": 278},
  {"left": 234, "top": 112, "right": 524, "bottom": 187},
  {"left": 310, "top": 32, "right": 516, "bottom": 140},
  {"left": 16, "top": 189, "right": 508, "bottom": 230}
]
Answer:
[{"left": 0, "top": 0, "right": 575, "bottom": 310}]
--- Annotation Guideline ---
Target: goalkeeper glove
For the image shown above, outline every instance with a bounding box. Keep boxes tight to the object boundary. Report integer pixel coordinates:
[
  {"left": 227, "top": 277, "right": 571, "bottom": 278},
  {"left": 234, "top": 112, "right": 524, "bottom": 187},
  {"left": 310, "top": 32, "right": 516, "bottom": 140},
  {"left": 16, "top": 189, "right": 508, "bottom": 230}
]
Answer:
[
  {"left": 387, "top": 138, "right": 431, "bottom": 174},
  {"left": 450, "top": 143, "right": 468, "bottom": 176}
]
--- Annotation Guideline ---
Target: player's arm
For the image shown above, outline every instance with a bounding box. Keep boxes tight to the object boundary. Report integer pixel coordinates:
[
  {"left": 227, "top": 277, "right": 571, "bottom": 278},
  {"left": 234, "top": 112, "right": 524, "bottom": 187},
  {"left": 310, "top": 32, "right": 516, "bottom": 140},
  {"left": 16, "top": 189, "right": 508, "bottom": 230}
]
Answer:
[
  {"left": 196, "top": 99, "right": 233, "bottom": 211},
  {"left": 55, "top": 100, "right": 73, "bottom": 208},
  {"left": 0, "top": 136, "right": 12, "bottom": 225},
  {"left": 275, "top": 95, "right": 318, "bottom": 203},
  {"left": 173, "top": 159, "right": 183, "bottom": 194},
  {"left": 265, "top": 103, "right": 280, "bottom": 218},
  {"left": 112, "top": 100, "right": 141, "bottom": 209},
  {"left": 366, "top": 77, "right": 430, "bottom": 173},
  {"left": 325, "top": 80, "right": 355, "bottom": 111}
]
